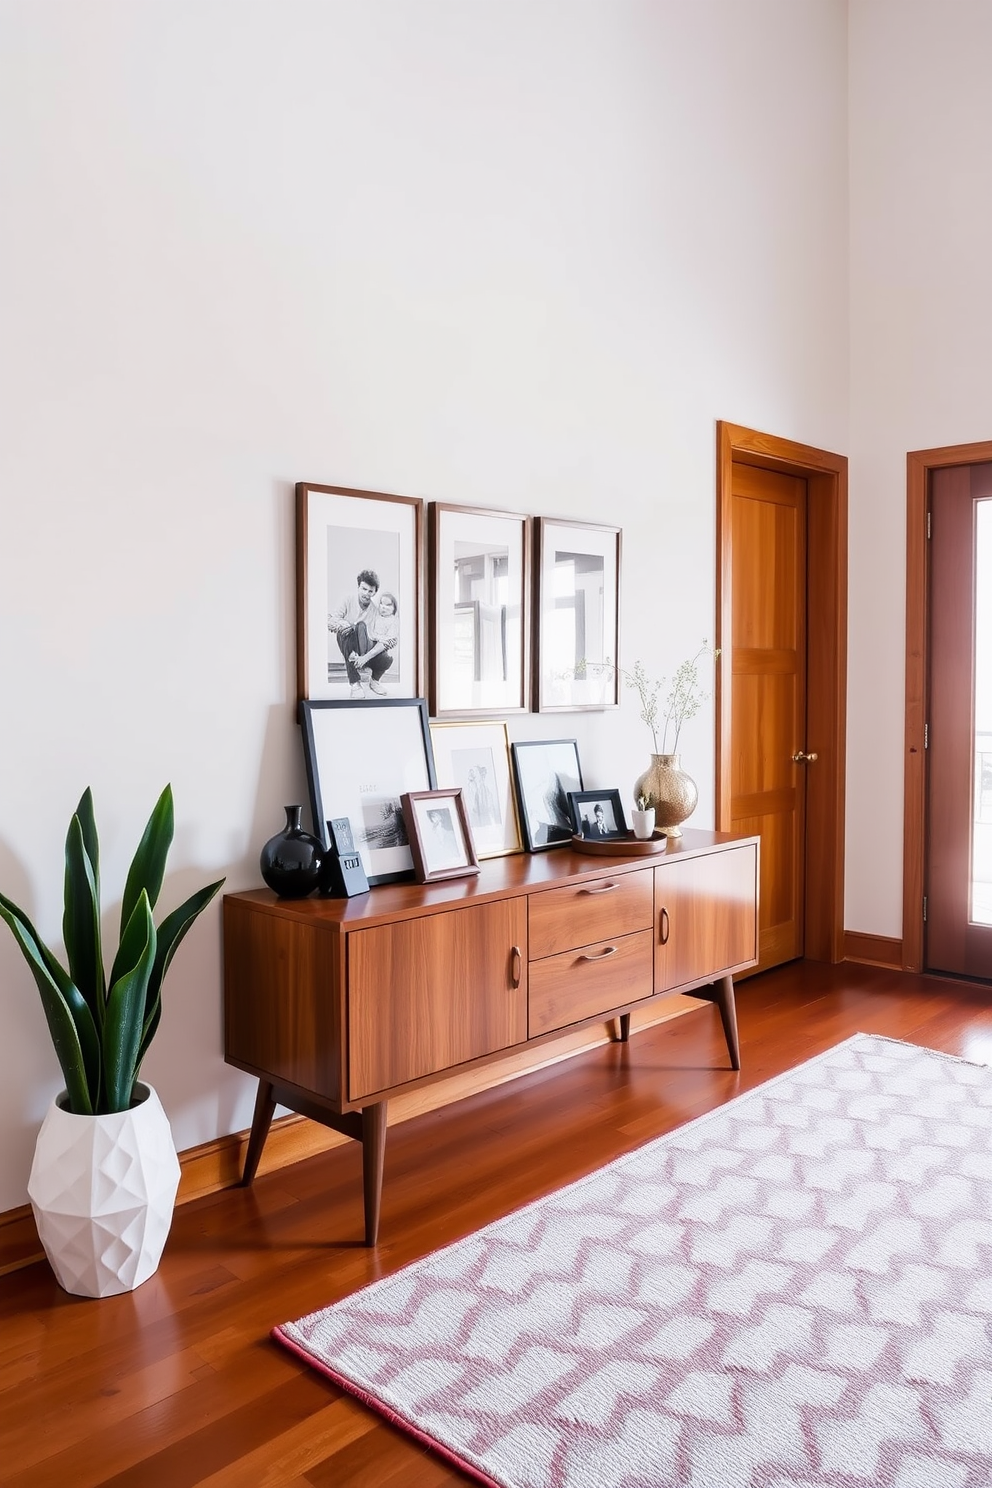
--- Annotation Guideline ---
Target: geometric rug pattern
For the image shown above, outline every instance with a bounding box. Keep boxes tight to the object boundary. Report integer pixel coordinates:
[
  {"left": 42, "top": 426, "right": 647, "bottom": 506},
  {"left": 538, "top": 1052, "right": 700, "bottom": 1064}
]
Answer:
[{"left": 277, "top": 1034, "right": 992, "bottom": 1486}]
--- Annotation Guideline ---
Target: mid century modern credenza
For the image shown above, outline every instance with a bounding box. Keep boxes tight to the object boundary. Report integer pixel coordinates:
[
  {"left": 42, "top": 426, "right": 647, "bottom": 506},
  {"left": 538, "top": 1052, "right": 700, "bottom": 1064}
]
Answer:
[{"left": 223, "top": 827, "right": 759, "bottom": 1243}]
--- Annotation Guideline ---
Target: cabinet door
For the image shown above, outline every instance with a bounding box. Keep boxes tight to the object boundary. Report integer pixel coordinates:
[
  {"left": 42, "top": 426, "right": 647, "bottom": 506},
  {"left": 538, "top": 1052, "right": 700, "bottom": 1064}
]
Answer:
[
  {"left": 654, "top": 844, "right": 758, "bottom": 992},
  {"left": 348, "top": 899, "right": 527, "bottom": 1100}
]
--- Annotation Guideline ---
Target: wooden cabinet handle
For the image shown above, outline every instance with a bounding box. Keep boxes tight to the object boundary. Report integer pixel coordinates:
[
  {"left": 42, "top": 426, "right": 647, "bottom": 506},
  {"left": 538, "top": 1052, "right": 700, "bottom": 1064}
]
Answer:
[
  {"left": 578, "top": 945, "right": 618, "bottom": 962},
  {"left": 580, "top": 882, "right": 618, "bottom": 895},
  {"left": 659, "top": 907, "right": 670, "bottom": 945},
  {"left": 510, "top": 946, "right": 522, "bottom": 988}
]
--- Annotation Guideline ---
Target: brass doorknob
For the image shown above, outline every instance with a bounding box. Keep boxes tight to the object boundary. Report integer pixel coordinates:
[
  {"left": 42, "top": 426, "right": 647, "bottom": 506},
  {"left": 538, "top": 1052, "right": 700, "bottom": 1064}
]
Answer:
[{"left": 792, "top": 750, "right": 819, "bottom": 763}]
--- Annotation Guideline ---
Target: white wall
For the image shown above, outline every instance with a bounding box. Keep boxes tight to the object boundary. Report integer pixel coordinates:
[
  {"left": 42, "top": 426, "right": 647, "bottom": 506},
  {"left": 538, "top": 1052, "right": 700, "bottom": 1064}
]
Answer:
[
  {"left": 0, "top": 0, "right": 848, "bottom": 1211},
  {"left": 847, "top": 0, "right": 992, "bottom": 935}
]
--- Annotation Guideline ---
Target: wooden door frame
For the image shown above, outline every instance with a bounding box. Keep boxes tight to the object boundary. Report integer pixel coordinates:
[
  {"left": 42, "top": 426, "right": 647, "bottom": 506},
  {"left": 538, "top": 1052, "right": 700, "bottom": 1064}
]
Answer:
[
  {"left": 716, "top": 422, "right": 848, "bottom": 963},
  {"left": 903, "top": 438, "right": 992, "bottom": 972}
]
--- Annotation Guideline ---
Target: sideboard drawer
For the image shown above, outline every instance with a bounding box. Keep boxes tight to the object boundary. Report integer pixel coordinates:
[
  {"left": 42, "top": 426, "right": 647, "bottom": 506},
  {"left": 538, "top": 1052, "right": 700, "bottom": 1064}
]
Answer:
[
  {"left": 528, "top": 930, "right": 654, "bottom": 1036},
  {"left": 528, "top": 868, "right": 653, "bottom": 959}
]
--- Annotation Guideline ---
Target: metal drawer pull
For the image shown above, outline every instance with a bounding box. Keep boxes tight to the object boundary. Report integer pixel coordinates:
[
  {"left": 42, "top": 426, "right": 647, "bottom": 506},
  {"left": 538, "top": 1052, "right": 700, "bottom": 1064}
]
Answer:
[
  {"left": 580, "top": 882, "right": 618, "bottom": 895},
  {"left": 659, "top": 908, "right": 670, "bottom": 945},
  {"left": 510, "top": 946, "right": 522, "bottom": 988},
  {"left": 578, "top": 945, "right": 618, "bottom": 962}
]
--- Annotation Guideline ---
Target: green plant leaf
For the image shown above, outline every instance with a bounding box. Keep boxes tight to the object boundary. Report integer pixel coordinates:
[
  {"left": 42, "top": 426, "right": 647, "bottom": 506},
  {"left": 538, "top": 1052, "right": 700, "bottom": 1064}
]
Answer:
[
  {"left": 63, "top": 814, "right": 106, "bottom": 1029},
  {"left": 103, "top": 891, "right": 156, "bottom": 1112},
  {"left": 0, "top": 893, "right": 98, "bottom": 1115},
  {"left": 120, "top": 784, "right": 174, "bottom": 935},
  {"left": 137, "top": 878, "right": 225, "bottom": 1066},
  {"left": 75, "top": 788, "right": 100, "bottom": 898}
]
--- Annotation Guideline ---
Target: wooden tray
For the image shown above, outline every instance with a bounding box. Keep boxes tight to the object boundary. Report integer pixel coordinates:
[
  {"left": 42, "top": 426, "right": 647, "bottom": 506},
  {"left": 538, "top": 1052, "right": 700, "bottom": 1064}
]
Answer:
[{"left": 570, "top": 831, "right": 670, "bottom": 856}]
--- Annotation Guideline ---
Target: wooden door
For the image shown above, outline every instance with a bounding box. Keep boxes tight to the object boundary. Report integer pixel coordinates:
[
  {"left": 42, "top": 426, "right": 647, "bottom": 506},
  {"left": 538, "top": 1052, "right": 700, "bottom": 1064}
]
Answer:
[
  {"left": 726, "top": 462, "right": 809, "bottom": 971},
  {"left": 654, "top": 844, "right": 758, "bottom": 992},
  {"left": 348, "top": 898, "right": 528, "bottom": 1100},
  {"left": 926, "top": 463, "right": 992, "bottom": 979}
]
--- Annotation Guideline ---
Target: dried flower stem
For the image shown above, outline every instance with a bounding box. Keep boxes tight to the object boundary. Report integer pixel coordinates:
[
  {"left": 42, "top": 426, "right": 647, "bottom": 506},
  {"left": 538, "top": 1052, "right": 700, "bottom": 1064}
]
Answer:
[{"left": 579, "top": 642, "right": 719, "bottom": 755}]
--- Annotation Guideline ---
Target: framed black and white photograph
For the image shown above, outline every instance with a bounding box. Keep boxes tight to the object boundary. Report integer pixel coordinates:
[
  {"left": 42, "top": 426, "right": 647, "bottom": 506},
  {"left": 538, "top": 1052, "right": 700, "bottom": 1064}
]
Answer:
[
  {"left": 428, "top": 503, "right": 532, "bottom": 717},
  {"left": 429, "top": 719, "right": 523, "bottom": 859},
  {"left": 401, "top": 789, "right": 480, "bottom": 883},
  {"left": 568, "top": 788, "right": 627, "bottom": 840},
  {"left": 297, "top": 482, "right": 424, "bottom": 702},
  {"left": 299, "top": 698, "right": 436, "bottom": 885},
  {"left": 534, "top": 517, "right": 621, "bottom": 712},
  {"left": 510, "top": 737, "right": 584, "bottom": 852}
]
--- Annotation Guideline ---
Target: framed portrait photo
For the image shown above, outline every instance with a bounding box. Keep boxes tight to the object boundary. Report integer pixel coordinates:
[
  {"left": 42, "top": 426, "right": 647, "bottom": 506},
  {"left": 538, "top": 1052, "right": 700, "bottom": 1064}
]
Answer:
[
  {"left": 568, "top": 788, "right": 627, "bottom": 840},
  {"left": 429, "top": 719, "right": 523, "bottom": 859},
  {"left": 534, "top": 517, "right": 621, "bottom": 712},
  {"left": 510, "top": 737, "right": 584, "bottom": 852},
  {"left": 297, "top": 482, "right": 424, "bottom": 702},
  {"left": 401, "top": 789, "right": 480, "bottom": 883},
  {"left": 428, "top": 503, "right": 532, "bottom": 717},
  {"left": 299, "top": 697, "right": 436, "bottom": 885}
]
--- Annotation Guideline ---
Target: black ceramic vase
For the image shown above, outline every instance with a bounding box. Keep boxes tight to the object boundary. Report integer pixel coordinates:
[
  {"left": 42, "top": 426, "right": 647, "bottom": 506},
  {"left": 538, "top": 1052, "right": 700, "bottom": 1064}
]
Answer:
[{"left": 259, "top": 805, "right": 324, "bottom": 898}]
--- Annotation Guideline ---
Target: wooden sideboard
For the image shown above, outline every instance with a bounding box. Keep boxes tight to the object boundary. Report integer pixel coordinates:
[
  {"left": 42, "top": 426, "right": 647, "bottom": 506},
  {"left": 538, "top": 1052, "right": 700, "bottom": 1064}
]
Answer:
[{"left": 223, "top": 827, "right": 759, "bottom": 1243}]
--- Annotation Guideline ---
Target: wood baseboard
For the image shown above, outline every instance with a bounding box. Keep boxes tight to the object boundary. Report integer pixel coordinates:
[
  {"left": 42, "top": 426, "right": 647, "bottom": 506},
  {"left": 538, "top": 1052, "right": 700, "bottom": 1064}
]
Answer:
[
  {"left": 0, "top": 995, "right": 705, "bottom": 1277},
  {"left": 844, "top": 931, "right": 904, "bottom": 970}
]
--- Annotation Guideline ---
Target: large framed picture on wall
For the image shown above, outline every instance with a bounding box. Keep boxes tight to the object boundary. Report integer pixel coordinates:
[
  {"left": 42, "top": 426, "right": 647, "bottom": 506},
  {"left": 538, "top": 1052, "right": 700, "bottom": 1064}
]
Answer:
[
  {"left": 297, "top": 482, "right": 424, "bottom": 703},
  {"left": 428, "top": 503, "right": 531, "bottom": 718},
  {"left": 534, "top": 517, "right": 621, "bottom": 712}
]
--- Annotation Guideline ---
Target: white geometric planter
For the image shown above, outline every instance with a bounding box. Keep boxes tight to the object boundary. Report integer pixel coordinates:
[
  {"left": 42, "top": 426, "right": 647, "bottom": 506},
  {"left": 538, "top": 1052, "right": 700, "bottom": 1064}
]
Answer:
[{"left": 27, "top": 1082, "right": 181, "bottom": 1298}]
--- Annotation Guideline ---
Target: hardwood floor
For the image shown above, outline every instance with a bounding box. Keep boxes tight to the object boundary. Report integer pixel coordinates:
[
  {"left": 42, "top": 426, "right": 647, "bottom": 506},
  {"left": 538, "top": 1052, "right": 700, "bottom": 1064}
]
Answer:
[{"left": 4, "top": 959, "right": 992, "bottom": 1486}]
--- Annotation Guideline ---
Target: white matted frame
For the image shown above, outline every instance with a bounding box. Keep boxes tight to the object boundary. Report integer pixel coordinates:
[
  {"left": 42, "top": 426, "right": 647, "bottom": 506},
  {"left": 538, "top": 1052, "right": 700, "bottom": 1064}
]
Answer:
[
  {"left": 429, "top": 720, "right": 523, "bottom": 859},
  {"left": 428, "top": 503, "right": 532, "bottom": 717},
  {"left": 401, "top": 789, "right": 480, "bottom": 883},
  {"left": 510, "top": 737, "right": 584, "bottom": 852},
  {"left": 299, "top": 698, "right": 436, "bottom": 885},
  {"left": 297, "top": 482, "right": 424, "bottom": 702},
  {"left": 534, "top": 517, "right": 621, "bottom": 712}
]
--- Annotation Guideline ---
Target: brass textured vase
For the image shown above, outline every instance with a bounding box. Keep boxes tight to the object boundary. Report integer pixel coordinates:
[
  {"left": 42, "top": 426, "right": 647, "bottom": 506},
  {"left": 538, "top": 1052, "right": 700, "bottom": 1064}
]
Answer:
[{"left": 633, "top": 754, "right": 697, "bottom": 838}]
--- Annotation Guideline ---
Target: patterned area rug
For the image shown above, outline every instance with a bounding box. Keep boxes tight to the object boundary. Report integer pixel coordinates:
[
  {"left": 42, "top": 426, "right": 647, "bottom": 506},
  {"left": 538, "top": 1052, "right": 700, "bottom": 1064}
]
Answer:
[{"left": 276, "top": 1034, "right": 992, "bottom": 1487}]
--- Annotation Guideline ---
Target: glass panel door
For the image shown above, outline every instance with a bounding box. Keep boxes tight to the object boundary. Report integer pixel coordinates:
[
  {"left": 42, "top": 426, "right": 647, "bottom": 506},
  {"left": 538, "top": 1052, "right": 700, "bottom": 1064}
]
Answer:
[
  {"left": 927, "top": 464, "right": 992, "bottom": 979},
  {"left": 973, "top": 499, "right": 992, "bottom": 926}
]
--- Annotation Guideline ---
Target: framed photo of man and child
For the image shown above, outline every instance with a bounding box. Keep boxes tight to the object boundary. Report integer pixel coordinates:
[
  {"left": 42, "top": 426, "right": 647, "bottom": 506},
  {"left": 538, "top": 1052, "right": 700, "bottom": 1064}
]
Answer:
[{"left": 296, "top": 482, "right": 424, "bottom": 702}]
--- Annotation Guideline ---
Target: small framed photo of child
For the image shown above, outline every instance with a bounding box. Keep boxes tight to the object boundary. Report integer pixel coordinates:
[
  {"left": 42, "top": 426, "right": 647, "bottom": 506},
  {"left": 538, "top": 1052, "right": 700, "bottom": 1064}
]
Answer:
[
  {"left": 400, "top": 789, "right": 481, "bottom": 883},
  {"left": 568, "top": 789, "right": 627, "bottom": 840}
]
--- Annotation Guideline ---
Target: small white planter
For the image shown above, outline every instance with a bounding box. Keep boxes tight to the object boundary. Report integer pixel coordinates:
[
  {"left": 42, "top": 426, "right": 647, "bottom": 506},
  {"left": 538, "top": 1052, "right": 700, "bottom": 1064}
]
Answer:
[
  {"left": 28, "top": 1083, "right": 181, "bottom": 1298},
  {"left": 631, "top": 807, "right": 656, "bottom": 840}
]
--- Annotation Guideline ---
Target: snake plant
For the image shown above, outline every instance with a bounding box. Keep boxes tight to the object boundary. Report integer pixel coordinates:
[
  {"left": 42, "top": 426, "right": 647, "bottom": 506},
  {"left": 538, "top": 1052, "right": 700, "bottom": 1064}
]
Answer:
[{"left": 0, "top": 786, "right": 224, "bottom": 1115}]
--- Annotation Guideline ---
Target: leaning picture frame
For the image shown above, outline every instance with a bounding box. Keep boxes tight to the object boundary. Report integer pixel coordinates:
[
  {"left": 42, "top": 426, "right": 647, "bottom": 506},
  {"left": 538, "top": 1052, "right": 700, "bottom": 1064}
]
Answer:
[
  {"left": 568, "top": 788, "right": 627, "bottom": 840},
  {"left": 510, "top": 737, "right": 584, "bottom": 852},
  {"left": 299, "top": 698, "right": 437, "bottom": 885},
  {"left": 534, "top": 517, "right": 621, "bottom": 712},
  {"left": 297, "top": 482, "right": 424, "bottom": 703},
  {"left": 401, "top": 789, "right": 481, "bottom": 883},
  {"left": 428, "top": 503, "right": 532, "bottom": 717},
  {"left": 429, "top": 719, "right": 523, "bottom": 859}
]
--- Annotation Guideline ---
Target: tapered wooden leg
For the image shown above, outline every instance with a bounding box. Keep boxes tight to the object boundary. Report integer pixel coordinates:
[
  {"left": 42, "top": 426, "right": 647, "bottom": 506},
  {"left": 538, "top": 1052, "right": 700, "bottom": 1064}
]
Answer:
[
  {"left": 362, "top": 1102, "right": 388, "bottom": 1246},
  {"left": 713, "top": 973, "right": 741, "bottom": 1070},
  {"left": 616, "top": 1012, "right": 631, "bottom": 1043},
  {"left": 241, "top": 1079, "right": 277, "bottom": 1185}
]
